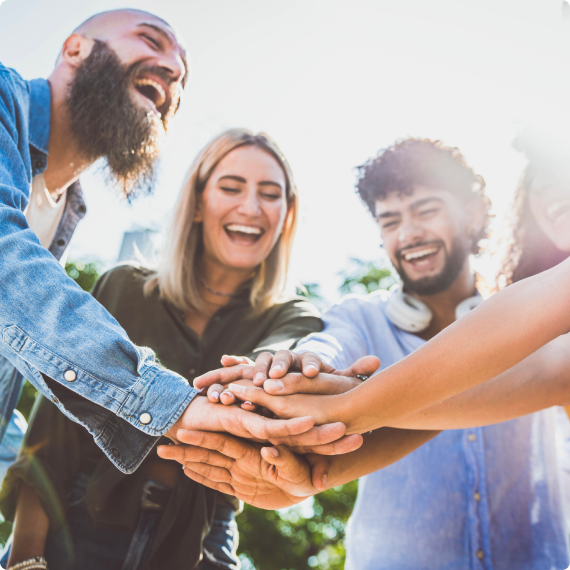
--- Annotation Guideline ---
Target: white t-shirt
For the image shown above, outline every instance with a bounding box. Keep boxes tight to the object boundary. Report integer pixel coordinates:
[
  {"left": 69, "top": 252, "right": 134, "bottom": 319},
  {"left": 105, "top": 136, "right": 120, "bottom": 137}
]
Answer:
[{"left": 25, "top": 173, "right": 67, "bottom": 249}]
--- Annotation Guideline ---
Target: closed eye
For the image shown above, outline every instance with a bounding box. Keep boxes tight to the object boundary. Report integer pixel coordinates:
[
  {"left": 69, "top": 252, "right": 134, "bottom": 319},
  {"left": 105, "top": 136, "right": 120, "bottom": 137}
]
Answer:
[
  {"left": 418, "top": 208, "right": 439, "bottom": 217},
  {"left": 141, "top": 33, "right": 161, "bottom": 49},
  {"left": 261, "top": 192, "right": 281, "bottom": 200},
  {"left": 220, "top": 186, "right": 241, "bottom": 194}
]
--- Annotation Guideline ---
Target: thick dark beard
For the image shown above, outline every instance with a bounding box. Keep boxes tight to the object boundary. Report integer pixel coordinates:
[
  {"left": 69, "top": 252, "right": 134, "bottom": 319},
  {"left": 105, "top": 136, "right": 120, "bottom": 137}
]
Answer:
[
  {"left": 66, "top": 40, "right": 167, "bottom": 198},
  {"left": 396, "top": 236, "right": 469, "bottom": 296}
]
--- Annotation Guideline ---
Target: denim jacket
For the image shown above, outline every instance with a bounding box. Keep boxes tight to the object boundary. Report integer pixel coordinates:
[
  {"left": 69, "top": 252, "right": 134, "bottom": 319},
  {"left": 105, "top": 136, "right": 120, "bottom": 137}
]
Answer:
[{"left": 0, "top": 63, "right": 197, "bottom": 474}]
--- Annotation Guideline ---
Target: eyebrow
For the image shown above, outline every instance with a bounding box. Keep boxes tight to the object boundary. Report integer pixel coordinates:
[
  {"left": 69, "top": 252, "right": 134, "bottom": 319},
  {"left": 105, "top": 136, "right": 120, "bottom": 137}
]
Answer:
[
  {"left": 376, "top": 197, "right": 444, "bottom": 220},
  {"left": 137, "top": 23, "right": 189, "bottom": 84},
  {"left": 218, "top": 175, "right": 283, "bottom": 190}
]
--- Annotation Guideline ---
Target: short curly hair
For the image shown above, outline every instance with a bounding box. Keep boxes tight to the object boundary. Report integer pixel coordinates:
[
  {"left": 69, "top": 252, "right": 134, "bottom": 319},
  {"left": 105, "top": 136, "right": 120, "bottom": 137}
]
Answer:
[{"left": 355, "top": 138, "right": 490, "bottom": 254}]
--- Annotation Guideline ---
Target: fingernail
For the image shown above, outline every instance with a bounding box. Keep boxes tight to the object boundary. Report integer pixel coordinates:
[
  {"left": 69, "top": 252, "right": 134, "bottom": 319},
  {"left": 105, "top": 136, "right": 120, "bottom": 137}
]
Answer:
[
  {"left": 265, "top": 380, "right": 284, "bottom": 392},
  {"left": 321, "top": 474, "right": 327, "bottom": 488},
  {"left": 305, "top": 364, "right": 318, "bottom": 373},
  {"left": 244, "top": 401, "right": 253, "bottom": 406},
  {"left": 272, "top": 364, "right": 284, "bottom": 371},
  {"left": 265, "top": 447, "right": 279, "bottom": 458},
  {"left": 211, "top": 391, "right": 220, "bottom": 400},
  {"left": 254, "top": 372, "right": 266, "bottom": 383},
  {"left": 229, "top": 384, "right": 245, "bottom": 395},
  {"left": 196, "top": 388, "right": 204, "bottom": 393}
]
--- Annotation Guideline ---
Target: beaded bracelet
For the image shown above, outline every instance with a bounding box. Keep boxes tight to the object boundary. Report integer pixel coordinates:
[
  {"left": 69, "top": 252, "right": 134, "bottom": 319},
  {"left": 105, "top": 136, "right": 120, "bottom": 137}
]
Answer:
[{"left": 8, "top": 556, "right": 48, "bottom": 570}]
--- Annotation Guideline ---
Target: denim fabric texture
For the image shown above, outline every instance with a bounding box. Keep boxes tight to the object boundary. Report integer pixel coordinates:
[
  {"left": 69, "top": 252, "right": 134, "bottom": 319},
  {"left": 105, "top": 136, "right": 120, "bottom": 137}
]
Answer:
[
  {"left": 0, "top": 63, "right": 198, "bottom": 474},
  {"left": 297, "top": 290, "right": 570, "bottom": 570}
]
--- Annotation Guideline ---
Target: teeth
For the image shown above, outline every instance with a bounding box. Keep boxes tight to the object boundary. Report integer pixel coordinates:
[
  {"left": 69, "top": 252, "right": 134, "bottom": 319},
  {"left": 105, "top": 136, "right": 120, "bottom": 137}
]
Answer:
[
  {"left": 226, "top": 224, "right": 263, "bottom": 235},
  {"left": 134, "top": 78, "right": 166, "bottom": 108},
  {"left": 403, "top": 247, "right": 439, "bottom": 261}
]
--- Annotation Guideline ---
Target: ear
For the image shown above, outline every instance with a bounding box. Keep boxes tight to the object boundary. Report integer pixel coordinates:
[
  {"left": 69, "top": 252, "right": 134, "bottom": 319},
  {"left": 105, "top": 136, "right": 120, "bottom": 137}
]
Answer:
[
  {"left": 59, "top": 34, "right": 95, "bottom": 69},
  {"left": 194, "top": 195, "right": 204, "bottom": 223},
  {"left": 280, "top": 203, "right": 295, "bottom": 235}
]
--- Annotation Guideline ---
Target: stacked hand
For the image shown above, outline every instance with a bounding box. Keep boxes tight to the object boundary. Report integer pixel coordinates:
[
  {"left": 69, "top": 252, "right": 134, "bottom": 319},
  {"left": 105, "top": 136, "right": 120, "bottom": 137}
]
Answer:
[{"left": 161, "top": 351, "right": 380, "bottom": 507}]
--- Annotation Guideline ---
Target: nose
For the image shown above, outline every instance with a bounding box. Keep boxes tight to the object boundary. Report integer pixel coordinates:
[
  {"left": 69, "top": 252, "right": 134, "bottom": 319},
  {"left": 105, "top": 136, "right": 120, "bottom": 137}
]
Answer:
[
  {"left": 398, "top": 218, "right": 424, "bottom": 245},
  {"left": 237, "top": 187, "right": 262, "bottom": 217},
  {"left": 156, "top": 49, "right": 186, "bottom": 86}
]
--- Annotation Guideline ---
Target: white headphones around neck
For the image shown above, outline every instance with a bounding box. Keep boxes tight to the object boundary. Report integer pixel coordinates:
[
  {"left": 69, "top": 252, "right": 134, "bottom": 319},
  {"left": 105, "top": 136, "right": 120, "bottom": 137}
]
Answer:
[{"left": 385, "top": 284, "right": 483, "bottom": 333}]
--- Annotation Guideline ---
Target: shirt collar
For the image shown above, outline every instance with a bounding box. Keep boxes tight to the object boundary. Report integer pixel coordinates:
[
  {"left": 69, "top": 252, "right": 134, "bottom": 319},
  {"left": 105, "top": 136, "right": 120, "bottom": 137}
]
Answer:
[{"left": 28, "top": 78, "right": 51, "bottom": 156}]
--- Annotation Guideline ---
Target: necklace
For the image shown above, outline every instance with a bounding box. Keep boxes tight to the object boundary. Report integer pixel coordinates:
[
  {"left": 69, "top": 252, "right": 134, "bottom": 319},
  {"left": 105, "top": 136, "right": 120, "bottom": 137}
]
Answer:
[{"left": 199, "top": 277, "right": 238, "bottom": 298}]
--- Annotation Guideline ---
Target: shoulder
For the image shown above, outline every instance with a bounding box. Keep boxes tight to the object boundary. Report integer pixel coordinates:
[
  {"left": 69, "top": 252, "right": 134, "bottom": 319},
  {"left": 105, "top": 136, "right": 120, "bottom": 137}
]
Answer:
[
  {"left": 0, "top": 63, "right": 27, "bottom": 102},
  {"left": 92, "top": 263, "right": 154, "bottom": 304},
  {"left": 268, "top": 295, "right": 322, "bottom": 320},
  {"left": 326, "top": 289, "right": 391, "bottom": 315}
]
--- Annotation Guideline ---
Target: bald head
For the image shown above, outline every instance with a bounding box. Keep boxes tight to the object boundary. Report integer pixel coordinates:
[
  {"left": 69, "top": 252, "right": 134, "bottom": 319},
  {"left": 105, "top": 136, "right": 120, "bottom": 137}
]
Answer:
[{"left": 73, "top": 9, "right": 184, "bottom": 50}]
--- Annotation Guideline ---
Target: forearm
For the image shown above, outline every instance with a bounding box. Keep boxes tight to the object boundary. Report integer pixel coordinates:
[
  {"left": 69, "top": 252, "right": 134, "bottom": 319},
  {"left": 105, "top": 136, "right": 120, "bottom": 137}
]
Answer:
[
  {"left": 324, "top": 428, "right": 439, "bottom": 487},
  {"left": 335, "top": 260, "right": 570, "bottom": 433},
  {"left": 390, "top": 334, "right": 570, "bottom": 429},
  {"left": 8, "top": 483, "right": 49, "bottom": 566}
]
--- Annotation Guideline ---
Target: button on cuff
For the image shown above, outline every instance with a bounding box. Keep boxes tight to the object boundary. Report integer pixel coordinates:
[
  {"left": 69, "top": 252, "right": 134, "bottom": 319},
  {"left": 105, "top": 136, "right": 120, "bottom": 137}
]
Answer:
[
  {"left": 140, "top": 412, "right": 152, "bottom": 425},
  {"left": 64, "top": 370, "right": 76, "bottom": 382}
]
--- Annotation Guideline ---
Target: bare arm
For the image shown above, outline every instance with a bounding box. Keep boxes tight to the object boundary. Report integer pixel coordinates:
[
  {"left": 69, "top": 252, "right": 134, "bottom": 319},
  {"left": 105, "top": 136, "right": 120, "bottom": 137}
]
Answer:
[
  {"left": 8, "top": 483, "right": 49, "bottom": 566},
  {"left": 228, "top": 259, "right": 570, "bottom": 433},
  {"left": 390, "top": 333, "right": 570, "bottom": 429}
]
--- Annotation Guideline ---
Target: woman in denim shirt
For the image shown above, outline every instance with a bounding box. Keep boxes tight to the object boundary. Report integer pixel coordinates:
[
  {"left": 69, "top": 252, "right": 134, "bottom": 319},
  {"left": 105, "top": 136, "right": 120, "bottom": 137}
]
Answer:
[{"left": 0, "top": 129, "right": 322, "bottom": 570}]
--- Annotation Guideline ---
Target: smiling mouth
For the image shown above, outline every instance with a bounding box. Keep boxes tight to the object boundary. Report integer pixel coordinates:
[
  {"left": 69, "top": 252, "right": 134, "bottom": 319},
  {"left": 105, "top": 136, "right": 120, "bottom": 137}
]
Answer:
[
  {"left": 224, "top": 224, "right": 265, "bottom": 244},
  {"left": 546, "top": 200, "right": 570, "bottom": 223},
  {"left": 400, "top": 244, "right": 441, "bottom": 266},
  {"left": 133, "top": 77, "right": 168, "bottom": 117}
]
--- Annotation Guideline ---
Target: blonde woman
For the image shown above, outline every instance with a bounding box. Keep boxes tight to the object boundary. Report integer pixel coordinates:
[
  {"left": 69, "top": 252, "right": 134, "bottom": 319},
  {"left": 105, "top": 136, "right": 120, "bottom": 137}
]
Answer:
[{"left": 0, "top": 129, "right": 327, "bottom": 570}]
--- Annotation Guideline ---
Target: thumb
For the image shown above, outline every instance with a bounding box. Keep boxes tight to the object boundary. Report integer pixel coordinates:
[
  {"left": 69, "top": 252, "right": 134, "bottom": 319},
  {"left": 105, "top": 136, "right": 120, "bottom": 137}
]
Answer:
[
  {"left": 261, "top": 445, "right": 310, "bottom": 487},
  {"left": 336, "top": 355, "right": 380, "bottom": 378},
  {"left": 308, "top": 455, "right": 330, "bottom": 491}
]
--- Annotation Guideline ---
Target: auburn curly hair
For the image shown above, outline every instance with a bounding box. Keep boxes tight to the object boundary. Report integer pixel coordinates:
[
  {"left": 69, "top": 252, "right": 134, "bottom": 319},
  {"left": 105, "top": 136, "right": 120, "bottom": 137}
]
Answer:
[
  {"left": 355, "top": 138, "right": 490, "bottom": 255},
  {"left": 498, "top": 129, "right": 570, "bottom": 286}
]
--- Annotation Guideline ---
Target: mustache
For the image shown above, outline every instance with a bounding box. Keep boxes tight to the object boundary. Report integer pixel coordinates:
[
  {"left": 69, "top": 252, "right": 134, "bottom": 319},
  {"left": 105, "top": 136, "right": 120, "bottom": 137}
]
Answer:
[{"left": 396, "top": 240, "right": 445, "bottom": 262}]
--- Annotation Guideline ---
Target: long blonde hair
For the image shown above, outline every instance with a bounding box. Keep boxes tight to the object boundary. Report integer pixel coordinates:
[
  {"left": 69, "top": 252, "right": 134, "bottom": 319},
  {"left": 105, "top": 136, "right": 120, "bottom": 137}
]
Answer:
[{"left": 145, "top": 128, "right": 299, "bottom": 315}]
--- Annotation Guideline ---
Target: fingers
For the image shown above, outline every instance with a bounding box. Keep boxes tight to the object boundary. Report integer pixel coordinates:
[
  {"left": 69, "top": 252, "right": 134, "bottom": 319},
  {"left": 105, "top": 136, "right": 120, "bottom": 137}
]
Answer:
[
  {"left": 157, "top": 441, "right": 235, "bottom": 470},
  {"left": 221, "top": 355, "right": 254, "bottom": 367},
  {"left": 269, "top": 422, "right": 346, "bottom": 448},
  {"left": 335, "top": 355, "right": 381, "bottom": 378},
  {"left": 267, "top": 350, "right": 296, "bottom": 379},
  {"left": 182, "top": 466, "right": 237, "bottom": 497},
  {"left": 252, "top": 352, "right": 274, "bottom": 386},
  {"left": 239, "top": 409, "right": 315, "bottom": 440},
  {"left": 288, "top": 433, "right": 363, "bottom": 455},
  {"left": 299, "top": 352, "right": 327, "bottom": 377},
  {"left": 264, "top": 372, "right": 360, "bottom": 396},
  {"left": 193, "top": 364, "right": 254, "bottom": 390},
  {"left": 175, "top": 429, "right": 251, "bottom": 461},
  {"left": 207, "top": 384, "right": 224, "bottom": 402},
  {"left": 306, "top": 455, "right": 330, "bottom": 491},
  {"left": 260, "top": 445, "right": 312, "bottom": 490}
]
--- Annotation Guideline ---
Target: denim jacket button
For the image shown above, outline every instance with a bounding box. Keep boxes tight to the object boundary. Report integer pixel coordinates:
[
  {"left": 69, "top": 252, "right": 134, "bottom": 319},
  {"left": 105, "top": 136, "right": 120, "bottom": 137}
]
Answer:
[
  {"left": 140, "top": 412, "right": 152, "bottom": 425},
  {"left": 64, "top": 370, "right": 76, "bottom": 382}
]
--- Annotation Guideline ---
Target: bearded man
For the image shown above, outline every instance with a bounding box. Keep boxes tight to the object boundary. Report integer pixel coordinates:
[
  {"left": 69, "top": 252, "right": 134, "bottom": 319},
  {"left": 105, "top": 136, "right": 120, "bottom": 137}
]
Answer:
[{"left": 0, "top": 8, "right": 339, "bottom": 491}]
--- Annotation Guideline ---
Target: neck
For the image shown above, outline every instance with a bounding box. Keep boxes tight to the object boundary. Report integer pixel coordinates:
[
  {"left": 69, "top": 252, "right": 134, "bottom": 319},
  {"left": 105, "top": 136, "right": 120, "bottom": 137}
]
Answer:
[
  {"left": 43, "top": 74, "right": 91, "bottom": 199},
  {"left": 411, "top": 259, "right": 476, "bottom": 340},
  {"left": 197, "top": 255, "right": 254, "bottom": 314}
]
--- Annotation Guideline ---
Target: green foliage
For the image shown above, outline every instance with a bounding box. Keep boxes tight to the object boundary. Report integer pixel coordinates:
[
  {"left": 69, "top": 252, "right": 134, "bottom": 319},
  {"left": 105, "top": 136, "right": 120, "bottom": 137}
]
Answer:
[
  {"left": 237, "top": 481, "right": 359, "bottom": 570},
  {"left": 340, "top": 258, "right": 397, "bottom": 295},
  {"left": 65, "top": 260, "right": 101, "bottom": 293}
]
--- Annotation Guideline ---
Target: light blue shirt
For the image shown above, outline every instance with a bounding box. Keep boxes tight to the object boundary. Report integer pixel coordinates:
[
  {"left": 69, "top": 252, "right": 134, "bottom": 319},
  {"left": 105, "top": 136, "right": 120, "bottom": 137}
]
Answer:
[
  {"left": 296, "top": 289, "right": 570, "bottom": 570},
  {"left": 0, "top": 63, "right": 197, "bottom": 474}
]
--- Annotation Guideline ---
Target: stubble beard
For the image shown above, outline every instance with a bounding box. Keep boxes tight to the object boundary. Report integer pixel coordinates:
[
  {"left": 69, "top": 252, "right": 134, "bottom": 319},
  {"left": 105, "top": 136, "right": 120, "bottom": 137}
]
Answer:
[{"left": 396, "top": 236, "right": 470, "bottom": 296}]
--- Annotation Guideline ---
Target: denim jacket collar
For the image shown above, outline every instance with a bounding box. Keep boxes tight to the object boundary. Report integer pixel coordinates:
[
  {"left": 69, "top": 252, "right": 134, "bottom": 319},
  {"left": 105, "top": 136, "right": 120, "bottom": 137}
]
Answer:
[{"left": 28, "top": 78, "right": 51, "bottom": 158}]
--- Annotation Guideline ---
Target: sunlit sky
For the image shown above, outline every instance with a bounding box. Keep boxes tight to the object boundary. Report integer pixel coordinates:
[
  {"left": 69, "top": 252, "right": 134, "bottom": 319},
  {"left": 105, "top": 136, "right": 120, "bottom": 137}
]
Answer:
[{"left": 1, "top": 0, "right": 568, "bottom": 301}]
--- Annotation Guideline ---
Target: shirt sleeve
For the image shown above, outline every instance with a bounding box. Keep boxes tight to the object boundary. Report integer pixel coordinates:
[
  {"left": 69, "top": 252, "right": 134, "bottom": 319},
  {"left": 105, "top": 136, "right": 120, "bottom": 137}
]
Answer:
[
  {"left": 0, "top": 74, "right": 197, "bottom": 474},
  {"left": 246, "top": 298, "right": 323, "bottom": 358},
  {"left": 295, "top": 296, "right": 371, "bottom": 369}
]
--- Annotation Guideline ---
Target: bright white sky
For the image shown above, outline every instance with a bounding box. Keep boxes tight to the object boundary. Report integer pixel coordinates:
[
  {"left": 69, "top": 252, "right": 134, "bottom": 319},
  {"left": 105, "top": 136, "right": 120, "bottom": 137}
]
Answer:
[{"left": 1, "top": 0, "right": 568, "bottom": 300}]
